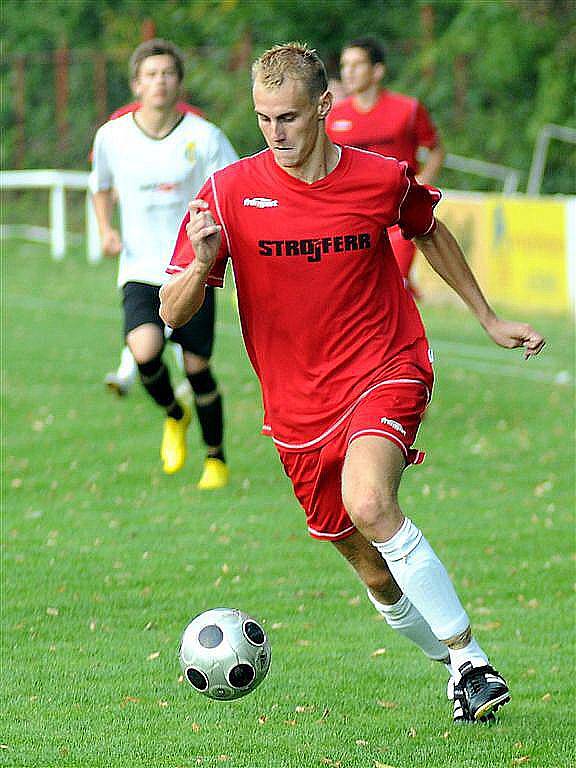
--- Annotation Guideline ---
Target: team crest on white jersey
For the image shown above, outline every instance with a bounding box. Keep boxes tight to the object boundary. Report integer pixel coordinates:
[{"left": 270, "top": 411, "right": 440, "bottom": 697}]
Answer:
[
  {"left": 380, "top": 417, "right": 406, "bottom": 435},
  {"left": 243, "top": 197, "right": 279, "bottom": 208},
  {"left": 330, "top": 119, "right": 353, "bottom": 131},
  {"left": 185, "top": 142, "right": 196, "bottom": 164}
]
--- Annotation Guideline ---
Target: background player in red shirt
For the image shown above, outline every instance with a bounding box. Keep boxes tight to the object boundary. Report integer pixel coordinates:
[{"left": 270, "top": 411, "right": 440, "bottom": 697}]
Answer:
[
  {"left": 327, "top": 37, "right": 445, "bottom": 293},
  {"left": 160, "top": 43, "right": 545, "bottom": 723}
]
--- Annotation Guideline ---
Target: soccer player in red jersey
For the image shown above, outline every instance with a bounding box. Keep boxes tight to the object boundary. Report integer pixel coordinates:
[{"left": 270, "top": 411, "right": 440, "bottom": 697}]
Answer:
[
  {"left": 160, "top": 43, "right": 545, "bottom": 722},
  {"left": 326, "top": 37, "right": 445, "bottom": 294}
]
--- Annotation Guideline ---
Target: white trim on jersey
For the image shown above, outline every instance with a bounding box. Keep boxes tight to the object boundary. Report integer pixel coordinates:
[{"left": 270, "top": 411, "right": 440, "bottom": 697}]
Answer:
[{"left": 271, "top": 377, "right": 430, "bottom": 451}]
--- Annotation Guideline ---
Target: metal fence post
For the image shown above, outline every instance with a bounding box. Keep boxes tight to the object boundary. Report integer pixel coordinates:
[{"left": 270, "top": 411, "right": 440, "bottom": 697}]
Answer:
[{"left": 49, "top": 183, "right": 66, "bottom": 259}]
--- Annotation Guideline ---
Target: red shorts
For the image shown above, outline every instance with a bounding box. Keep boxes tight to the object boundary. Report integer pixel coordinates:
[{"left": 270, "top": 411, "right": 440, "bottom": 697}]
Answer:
[{"left": 277, "top": 374, "right": 432, "bottom": 542}]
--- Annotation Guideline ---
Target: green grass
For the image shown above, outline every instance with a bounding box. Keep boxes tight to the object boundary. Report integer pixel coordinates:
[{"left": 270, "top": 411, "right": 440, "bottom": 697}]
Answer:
[{"left": 2, "top": 240, "right": 575, "bottom": 768}]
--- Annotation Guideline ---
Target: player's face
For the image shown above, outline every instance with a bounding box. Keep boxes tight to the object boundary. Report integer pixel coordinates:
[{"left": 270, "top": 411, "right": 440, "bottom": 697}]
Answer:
[
  {"left": 253, "top": 77, "right": 330, "bottom": 172},
  {"left": 340, "top": 47, "right": 380, "bottom": 95},
  {"left": 133, "top": 54, "right": 181, "bottom": 110}
]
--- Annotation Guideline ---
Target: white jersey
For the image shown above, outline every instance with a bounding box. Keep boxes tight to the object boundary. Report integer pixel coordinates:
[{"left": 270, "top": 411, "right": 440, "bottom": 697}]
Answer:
[{"left": 91, "top": 111, "right": 238, "bottom": 287}]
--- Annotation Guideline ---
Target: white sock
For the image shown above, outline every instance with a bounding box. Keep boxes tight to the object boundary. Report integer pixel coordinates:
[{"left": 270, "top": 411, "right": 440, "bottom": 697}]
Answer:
[
  {"left": 367, "top": 590, "right": 452, "bottom": 670},
  {"left": 117, "top": 345, "right": 137, "bottom": 382},
  {"left": 449, "top": 639, "right": 489, "bottom": 680},
  {"left": 170, "top": 343, "right": 185, "bottom": 374},
  {"left": 372, "top": 517, "right": 469, "bottom": 641}
]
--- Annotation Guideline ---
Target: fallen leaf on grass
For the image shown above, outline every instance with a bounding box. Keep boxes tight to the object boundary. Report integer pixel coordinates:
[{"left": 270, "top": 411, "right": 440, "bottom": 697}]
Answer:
[
  {"left": 147, "top": 651, "right": 160, "bottom": 661},
  {"left": 46, "top": 607, "right": 59, "bottom": 616},
  {"left": 374, "top": 762, "right": 398, "bottom": 768},
  {"left": 258, "top": 715, "right": 267, "bottom": 725},
  {"left": 371, "top": 648, "right": 387, "bottom": 657},
  {"left": 191, "top": 723, "right": 201, "bottom": 732},
  {"left": 377, "top": 700, "right": 397, "bottom": 709},
  {"left": 120, "top": 696, "right": 140, "bottom": 706},
  {"left": 512, "top": 758, "right": 530, "bottom": 765},
  {"left": 541, "top": 693, "right": 551, "bottom": 701}
]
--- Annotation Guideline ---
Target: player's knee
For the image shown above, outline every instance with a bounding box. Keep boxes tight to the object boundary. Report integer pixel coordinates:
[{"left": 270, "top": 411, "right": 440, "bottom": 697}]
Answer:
[{"left": 345, "top": 487, "right": 398, "bottom": 531}]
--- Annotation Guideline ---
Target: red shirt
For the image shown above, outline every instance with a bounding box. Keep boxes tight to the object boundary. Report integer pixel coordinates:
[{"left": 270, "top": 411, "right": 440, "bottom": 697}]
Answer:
[
  {"left": 168, "top": 147, "right": 440, "bottom": 450},
  {"left": 326, "top": 90, "right": 439, "bottom": 172},
  {"left": 107, "top": 101, "right": 204, "bottom": 120}
]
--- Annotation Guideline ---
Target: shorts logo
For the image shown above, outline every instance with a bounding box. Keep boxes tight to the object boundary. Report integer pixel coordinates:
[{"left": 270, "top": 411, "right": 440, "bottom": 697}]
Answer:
[
  {"left": 380, "top": 417, "right": 406, "bottom": 435},
  {"left": 185, "top": 142, "right": 196, "bottom": 164},
  {"left": 244, "top": 197, "right": 279, "bottom": 208}
]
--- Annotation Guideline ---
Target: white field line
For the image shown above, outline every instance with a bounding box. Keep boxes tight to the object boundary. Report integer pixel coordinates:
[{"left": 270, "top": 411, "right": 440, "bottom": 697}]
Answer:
[{"left": 9, "top": 293, "right": 573, "bottom": 386}]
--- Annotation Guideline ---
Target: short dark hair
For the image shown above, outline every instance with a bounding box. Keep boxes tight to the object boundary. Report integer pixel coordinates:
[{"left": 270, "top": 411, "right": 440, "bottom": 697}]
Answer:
[
  {"left": 129, "top": 38, "right": 185, "bottom": 81},
  {"left": 343, "top": 37, "right": 386, "bottom": 66}
]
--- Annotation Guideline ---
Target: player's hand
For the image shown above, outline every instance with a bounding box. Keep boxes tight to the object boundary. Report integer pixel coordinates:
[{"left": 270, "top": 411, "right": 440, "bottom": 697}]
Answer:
[
  {"left": 187, "top": 199, "right": 221, "bottom": 269},
  {"left": 100, "top": 228, "right": 122, "bottom": 258},
  {"left": 484, "top": 316, "right": 546, "bottom": 359}
]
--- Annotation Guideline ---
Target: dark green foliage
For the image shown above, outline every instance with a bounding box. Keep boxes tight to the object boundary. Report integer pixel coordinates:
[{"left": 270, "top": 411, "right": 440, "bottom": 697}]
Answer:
[{"left": 1, "top": 0, "right": 575, "bottom": 190}]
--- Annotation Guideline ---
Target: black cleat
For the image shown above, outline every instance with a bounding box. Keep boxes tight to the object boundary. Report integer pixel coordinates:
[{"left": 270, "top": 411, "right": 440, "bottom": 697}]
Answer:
[
  {"left": 458, "top": 662, "right": 510, "bottom": 721},
  {"left": 448, "top": 677, "right": 496, "bottom": 724}
]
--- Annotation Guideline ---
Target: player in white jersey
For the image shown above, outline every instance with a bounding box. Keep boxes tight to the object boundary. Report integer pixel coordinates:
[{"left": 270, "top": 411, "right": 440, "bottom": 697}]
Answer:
[{"left": 91, "top": 39, "right": 238, "bottom": 487}]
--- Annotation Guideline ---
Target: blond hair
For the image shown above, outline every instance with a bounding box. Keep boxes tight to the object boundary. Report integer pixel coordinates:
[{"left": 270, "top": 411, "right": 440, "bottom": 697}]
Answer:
[{"left": 252, "top": 42, "right": 328, "bottom": 99}]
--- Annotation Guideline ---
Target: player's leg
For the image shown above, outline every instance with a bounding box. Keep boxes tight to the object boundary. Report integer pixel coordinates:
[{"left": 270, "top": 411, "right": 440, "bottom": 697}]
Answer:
[
  {"left": 164, "top": 327, "right": 192, "bottom": 401},
  {"left": 332, "top": 530, "right": 452, "bottom": 666},
  {"left": 278, "top": 436, "right": 456, "bottom": 706},
  {"left": 104, "top": 345, "right": 138, "bottom": 396},
  {"left": 173, "top": 287, "right": 228, "bottom": 490},
  {"left": 342, "top": 435, "right": 510, "bottom": 720},
  {"left": 123, "top": 282, "right": 190, "bottom": 474}
]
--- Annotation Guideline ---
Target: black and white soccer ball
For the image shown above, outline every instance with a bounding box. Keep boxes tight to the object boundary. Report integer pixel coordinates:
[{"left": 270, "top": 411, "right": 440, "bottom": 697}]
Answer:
[{"left": 179, "top": 607, "right": 271, "bottom": 701}]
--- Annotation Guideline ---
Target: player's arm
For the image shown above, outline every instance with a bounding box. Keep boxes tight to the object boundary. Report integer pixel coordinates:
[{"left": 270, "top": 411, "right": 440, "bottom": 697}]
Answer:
[
  {"left": 416, "top": 141, "right": 445, "bottom": 186},
  {"left": 91, "top": 189, "right": 122, "bottom": 257},
  {"left": 415, "top": 220, "right": 545, "bottom": 358},
  {"left": 159, "top": 200, "right": 222, "bottom": 328}
]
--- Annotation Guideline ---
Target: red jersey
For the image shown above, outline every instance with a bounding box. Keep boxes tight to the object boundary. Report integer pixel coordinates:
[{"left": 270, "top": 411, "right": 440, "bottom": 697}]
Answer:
[
  {"left": 168, "top": 147, "right": 440, "bottom": 450},
  {"left": 326, "top": 90, "right": 439, "bottom": 173},
  {"left": 107, "top": 101, "right": 204, "bottom": 120}
]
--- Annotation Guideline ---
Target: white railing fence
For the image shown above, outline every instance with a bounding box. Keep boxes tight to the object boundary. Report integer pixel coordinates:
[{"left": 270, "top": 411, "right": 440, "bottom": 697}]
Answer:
[{"left": 0, "top": 169, "right": 100, "bottom": 262}]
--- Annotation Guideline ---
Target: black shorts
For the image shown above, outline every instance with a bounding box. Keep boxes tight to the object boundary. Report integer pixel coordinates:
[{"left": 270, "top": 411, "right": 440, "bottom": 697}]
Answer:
[{"left": 122, "top": 281, "right": 215, "bottom": 359}]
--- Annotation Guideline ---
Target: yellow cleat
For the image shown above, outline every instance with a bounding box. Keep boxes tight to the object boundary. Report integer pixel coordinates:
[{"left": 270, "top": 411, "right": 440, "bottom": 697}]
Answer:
[
  {"left": 197, "top": 458, "right": 229, "bottom": 490},
  {"left": 161, "top": 404, "right": 191, "bottom": 475}
]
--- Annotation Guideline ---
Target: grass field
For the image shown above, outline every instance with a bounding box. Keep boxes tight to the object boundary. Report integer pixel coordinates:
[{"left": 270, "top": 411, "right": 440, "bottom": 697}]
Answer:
[{"left": 3, "top": 240, "right": 575, "bottom": 768}]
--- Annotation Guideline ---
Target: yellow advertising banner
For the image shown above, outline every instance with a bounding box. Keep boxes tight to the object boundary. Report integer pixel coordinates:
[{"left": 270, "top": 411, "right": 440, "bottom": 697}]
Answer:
[{"left": 412, "top": 194, "right": 572, "bottom": 313}]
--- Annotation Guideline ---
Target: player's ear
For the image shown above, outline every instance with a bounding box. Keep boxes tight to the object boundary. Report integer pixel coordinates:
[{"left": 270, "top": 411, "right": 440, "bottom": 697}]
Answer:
[
  {"left": 131, "top": 77, "right": 141, "bottom": 98},
  {"left": 374, "top": 62, "right": 386, "bottom": 82},
  {"left": 318, "top": 90, "right": 333, "bottom": 121}
]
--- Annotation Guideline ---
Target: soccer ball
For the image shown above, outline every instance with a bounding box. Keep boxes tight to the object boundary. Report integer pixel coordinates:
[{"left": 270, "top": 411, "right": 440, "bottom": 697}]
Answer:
[{"left": 179, "top": 607, "right": 271, "bottom": 700}]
